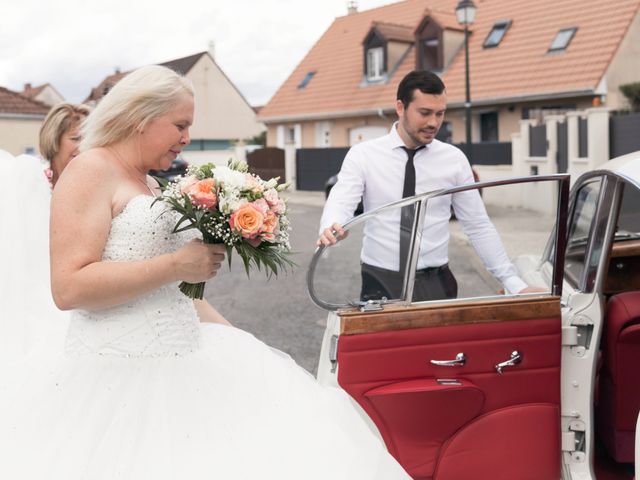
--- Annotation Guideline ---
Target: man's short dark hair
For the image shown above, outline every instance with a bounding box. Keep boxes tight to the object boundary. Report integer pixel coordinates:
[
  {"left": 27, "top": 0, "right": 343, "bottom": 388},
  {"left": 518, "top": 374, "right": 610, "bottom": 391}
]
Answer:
[{"left": 397, "top": 70, "right": 446, "bottom": 108}]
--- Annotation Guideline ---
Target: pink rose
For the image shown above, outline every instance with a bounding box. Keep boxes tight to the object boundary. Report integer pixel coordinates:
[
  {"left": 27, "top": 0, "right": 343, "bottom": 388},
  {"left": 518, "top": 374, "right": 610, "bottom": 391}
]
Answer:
[
  {"left": 252, "top": 198, "right": 269, "bottom": 214},
  {"left": 180, "top": 175, "right": 198, "bottom": 194},
  {"left": 229, "top": 203, "right": 264, "bottom": 239},
  {"left": 263, "top": 188, "right": 279, "bottom": 206},
  {"left": 188, "top": 178, "right": 217, "bottom": 209},
  {"left": 272, "top": 199, "right": 286, "bottom": 215},
  {"left": 259, "top": 211, "right": 279, "bottom": 243}
]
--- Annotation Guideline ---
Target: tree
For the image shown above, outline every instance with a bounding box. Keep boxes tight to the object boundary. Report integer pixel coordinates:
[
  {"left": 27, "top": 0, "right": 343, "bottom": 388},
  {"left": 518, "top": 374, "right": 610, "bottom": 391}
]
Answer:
[
  {"left": 245, "top": 131, "right": 266, "bottom": 146},
  {"left": 619, "top": 82, "right": 640, "bottom": 112}
]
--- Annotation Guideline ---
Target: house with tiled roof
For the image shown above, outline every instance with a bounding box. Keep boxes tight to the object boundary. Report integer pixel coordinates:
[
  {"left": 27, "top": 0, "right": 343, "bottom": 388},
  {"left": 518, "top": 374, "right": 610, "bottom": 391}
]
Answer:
[
  {"left": 0, "top": 86, "right": 50, "bottom": 156},
  {"left": 86, "top": 50, "right": 264, "bottom": 164},
  {"left": 21, "top": 83, "right": 65, "bottom": 107},
  {"left": 258, "top": 0, "right": 640, "bottom": 155}
]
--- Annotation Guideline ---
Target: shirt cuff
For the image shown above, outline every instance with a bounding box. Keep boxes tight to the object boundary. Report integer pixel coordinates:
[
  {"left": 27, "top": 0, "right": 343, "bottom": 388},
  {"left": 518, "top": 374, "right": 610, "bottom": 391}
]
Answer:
[{"left": 503, "top": 276, "right": 529, "bottom": 295}]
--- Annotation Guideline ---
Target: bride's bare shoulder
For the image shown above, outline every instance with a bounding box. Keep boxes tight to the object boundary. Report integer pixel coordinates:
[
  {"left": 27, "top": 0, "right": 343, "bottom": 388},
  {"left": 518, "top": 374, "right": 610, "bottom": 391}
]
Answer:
[
  {"left": 57, "top": 149, "right": 118, "bottom": 188},
  {"left": 53, "top": 149, "right": 119, "bottom": 205}
]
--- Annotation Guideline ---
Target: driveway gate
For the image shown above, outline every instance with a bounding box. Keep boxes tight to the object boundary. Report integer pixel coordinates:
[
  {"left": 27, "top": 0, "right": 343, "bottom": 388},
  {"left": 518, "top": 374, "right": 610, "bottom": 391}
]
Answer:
[{"left": 246, "top": 148, "right": 285, "bottom": 182}]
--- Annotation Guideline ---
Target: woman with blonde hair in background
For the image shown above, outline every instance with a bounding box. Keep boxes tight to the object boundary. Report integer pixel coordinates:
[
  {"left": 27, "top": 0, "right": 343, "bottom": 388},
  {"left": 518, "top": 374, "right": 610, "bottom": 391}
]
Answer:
[
  {"left": 39, "top": 101, "right": 90, "bottom": 187},
  {"left": 0, "top": 65, "right": 409, "bottom": 479},
  {"left": 0, "top": 102, "right": 89, "bottom": 360}
]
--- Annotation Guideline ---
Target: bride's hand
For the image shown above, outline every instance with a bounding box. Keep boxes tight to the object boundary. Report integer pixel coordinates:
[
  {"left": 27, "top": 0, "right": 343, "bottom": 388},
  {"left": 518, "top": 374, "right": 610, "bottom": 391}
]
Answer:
[{"left": 170, "top": 240, "right": 226, "bottom": 283}]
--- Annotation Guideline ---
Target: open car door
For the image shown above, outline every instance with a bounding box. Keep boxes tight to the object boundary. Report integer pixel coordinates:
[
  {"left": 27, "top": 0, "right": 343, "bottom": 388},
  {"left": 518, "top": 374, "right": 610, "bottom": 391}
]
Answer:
[{"left": 308, "top": 175, "right": 570, "bottom": 480}]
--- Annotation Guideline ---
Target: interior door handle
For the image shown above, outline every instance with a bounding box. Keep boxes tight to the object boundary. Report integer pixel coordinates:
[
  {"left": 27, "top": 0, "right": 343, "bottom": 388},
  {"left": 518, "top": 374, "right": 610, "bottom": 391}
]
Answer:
[
  {"left": 495, "top": 351, "right": 522, "bottom": 374},
  {"left": 430, "top": 352, "right": 466, "bottom": 367}
]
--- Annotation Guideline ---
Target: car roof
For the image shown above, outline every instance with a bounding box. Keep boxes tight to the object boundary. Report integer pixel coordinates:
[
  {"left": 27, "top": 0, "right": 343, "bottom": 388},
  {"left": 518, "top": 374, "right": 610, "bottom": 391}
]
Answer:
[{"left": 587, "top": 150, "right": 640, "bottom": 189}]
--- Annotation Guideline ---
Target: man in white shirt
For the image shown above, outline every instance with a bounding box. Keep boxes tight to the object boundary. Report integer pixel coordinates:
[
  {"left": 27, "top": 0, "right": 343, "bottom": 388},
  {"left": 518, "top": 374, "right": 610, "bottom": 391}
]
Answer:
[{"left": 318, "top": 70, "right": 537, "bottom": 302}]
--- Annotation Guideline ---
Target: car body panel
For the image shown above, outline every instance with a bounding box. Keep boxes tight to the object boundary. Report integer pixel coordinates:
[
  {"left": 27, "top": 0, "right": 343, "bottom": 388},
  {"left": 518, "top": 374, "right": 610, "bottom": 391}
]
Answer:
[
  {"left": 311, "top": 153, "right": 640, "bottom": 479},
  {"left": 310, "top": 175, "right": 570, "bottom": 478}
]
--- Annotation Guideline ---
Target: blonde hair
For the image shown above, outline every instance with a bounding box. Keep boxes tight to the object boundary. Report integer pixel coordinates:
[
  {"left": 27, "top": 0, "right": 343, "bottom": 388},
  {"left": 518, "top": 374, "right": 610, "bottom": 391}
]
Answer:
[
  {"left": 39, "top": 102, "right": 90, "bottom": 161},
  {"left": 80, "top": 65, "right": 194, "bottom": 151}
]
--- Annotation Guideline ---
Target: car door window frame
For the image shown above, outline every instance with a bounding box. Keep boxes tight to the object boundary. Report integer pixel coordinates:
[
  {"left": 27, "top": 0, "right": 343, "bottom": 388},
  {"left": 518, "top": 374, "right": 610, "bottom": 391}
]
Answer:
[{"left": 308, "top": 174, "right": 570, "bottom": 310}]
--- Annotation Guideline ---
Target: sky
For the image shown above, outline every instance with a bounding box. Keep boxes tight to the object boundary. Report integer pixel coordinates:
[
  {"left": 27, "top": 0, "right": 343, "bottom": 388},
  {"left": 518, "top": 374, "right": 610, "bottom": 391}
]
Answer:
[{"left": 0, "top": 0, "right": 395, "bottom": 106}]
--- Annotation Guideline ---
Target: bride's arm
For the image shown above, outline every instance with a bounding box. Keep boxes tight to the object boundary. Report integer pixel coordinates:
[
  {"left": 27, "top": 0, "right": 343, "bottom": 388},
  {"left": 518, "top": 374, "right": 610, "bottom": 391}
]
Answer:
[
  {"left": 50, "top": 153, "right": 223, "bottom": 311},
  {"left": 193, "top": 299, "right": 233, "bottom": 326}
]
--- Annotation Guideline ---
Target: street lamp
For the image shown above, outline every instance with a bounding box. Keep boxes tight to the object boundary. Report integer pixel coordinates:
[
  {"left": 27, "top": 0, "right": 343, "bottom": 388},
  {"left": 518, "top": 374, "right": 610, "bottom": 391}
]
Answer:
[{"left": 456, "top": 0, "right": 477, "bottom": 163}]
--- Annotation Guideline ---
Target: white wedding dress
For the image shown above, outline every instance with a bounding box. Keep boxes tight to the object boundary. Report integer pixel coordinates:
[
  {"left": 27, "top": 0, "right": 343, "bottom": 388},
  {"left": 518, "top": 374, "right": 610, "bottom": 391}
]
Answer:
[
  {"left": 0, "top": 194, "right": 409, "bottom": 479},
  {"left": 0, "top": 150, "right": 68, "bottom": 359}
]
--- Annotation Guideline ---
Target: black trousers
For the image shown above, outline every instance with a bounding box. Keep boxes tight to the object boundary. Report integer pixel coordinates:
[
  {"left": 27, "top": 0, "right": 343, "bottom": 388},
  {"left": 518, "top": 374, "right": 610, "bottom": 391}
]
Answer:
[{"left": 360, "top": 262, "right": 458, "bottom": 302}]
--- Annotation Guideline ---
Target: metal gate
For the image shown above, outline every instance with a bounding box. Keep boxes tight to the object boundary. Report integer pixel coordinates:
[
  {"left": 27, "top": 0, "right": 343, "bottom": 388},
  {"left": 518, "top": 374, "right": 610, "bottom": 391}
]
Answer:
[
  {"left": 296, "top": 148, "right": 349, "bottom": 191},
  {"left": 246, "top": 148, "right": 285, "bottom": 182},
  {"left": 557, "top": 121, "right": 568, "bottom": 173},
  {"left": 610, "top": 112, "right": 640, "bottom": 158}
]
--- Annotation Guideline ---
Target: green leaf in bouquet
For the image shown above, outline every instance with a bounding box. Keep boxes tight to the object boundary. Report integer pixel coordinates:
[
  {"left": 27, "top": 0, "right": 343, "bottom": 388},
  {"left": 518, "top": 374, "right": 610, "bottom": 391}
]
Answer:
[
  {"left": 173, "top": 213, "right": 193, "bottom": 232},
  {"left": 152, "top": 175, "right": 169, "bottom": 190},
  {"left": 183, "top": 194, "right": 194, "bottom": 215},
  {"left": 173, "top": 223, "right": 198, "bottom": 234},
  {"left": 225, "top": 244, "right": 233, "bottom": 269},
  {"left": 199, "top": 163, "right": 215, "bottom": 178}
]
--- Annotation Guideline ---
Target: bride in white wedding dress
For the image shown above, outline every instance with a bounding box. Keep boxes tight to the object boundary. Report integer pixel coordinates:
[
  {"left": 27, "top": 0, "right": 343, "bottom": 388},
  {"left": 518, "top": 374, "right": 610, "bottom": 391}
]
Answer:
[{"left": 0, "top": 66, "right": 409, "bottom": 479}]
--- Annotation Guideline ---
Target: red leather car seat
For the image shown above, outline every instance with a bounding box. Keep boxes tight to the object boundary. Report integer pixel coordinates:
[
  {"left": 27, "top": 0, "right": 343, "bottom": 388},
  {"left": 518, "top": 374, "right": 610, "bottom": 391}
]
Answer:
[{"left": 597, "top": 291, "right": 640, "bottom": 463}]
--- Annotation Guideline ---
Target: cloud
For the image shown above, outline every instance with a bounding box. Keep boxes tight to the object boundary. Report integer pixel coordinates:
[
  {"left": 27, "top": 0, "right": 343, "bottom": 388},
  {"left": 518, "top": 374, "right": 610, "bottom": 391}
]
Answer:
[{"left": 1, "top": 0, "right": 393, "bottom": 105}]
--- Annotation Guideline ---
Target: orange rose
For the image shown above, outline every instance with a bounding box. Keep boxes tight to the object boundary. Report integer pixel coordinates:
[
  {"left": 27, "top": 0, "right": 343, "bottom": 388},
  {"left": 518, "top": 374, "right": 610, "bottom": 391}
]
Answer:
[
  {"left": 189, "top": 179, "right": 217, "bottom": 209},
  {"left": 229, "top": 203, "right": 264, "bottom": 239}
]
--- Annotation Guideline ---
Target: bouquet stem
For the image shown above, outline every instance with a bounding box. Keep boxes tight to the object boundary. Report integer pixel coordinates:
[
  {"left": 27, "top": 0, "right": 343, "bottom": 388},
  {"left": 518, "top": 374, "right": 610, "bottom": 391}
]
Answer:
[{"left": 179, "top": 280, "right": 206, "bottom": 300}]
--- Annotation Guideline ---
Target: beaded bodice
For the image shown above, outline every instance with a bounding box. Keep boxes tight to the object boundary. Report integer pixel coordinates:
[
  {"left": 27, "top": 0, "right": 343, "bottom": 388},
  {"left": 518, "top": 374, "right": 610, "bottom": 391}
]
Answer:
[{"left": 66, "top": 195, "right": 201, "bottom": 357}]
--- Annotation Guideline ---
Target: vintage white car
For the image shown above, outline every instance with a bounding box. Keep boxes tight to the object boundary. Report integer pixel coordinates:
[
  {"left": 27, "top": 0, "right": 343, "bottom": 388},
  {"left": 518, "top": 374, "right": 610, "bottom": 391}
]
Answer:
[{"left": 308, "top": 151, "right": 640, "bottom": 479}]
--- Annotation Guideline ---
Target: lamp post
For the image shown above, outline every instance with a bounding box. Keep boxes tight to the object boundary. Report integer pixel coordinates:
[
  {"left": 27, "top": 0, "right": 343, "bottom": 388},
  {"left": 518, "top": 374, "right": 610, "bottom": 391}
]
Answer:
[{"left": 456, "top": 0, "right": 477, "bottom": 163}]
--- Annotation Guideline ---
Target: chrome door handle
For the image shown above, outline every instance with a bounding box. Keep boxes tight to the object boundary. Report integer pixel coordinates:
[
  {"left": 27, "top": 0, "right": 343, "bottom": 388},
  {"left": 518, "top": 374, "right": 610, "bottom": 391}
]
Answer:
[
  {"left": 430, "top": 352, "right": 466, "bottom": 367},
  {"left": 495, "top": 351, "right": 522, "bottom": 374}
]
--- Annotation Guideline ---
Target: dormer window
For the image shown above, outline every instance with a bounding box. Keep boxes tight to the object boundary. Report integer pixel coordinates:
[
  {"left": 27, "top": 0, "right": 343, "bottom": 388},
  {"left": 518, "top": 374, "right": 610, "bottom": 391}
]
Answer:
[
  {"left": 362, "top": 22, "right": 413, "bottom": 84},
  {"left": 366, "top": 47, "right": 384, "bottom": 80},
  {"left": 421, "top": 36, "right": 442, "bottom": 71},
  {"left": 484, "top": 20, "right": 511, "bottom": 48},
  {"left": 415, "top": 16, "right": 448, "bottom": 72},
  {"left": 549, "top": 27, "right": 577, "bottom": 53}
]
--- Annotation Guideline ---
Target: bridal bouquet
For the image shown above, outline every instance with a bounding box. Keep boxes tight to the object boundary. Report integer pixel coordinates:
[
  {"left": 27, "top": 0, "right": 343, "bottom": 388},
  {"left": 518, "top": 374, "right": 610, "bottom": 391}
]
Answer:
[{"left": 154, "top": 159, "right": 293, "bottom": 299}]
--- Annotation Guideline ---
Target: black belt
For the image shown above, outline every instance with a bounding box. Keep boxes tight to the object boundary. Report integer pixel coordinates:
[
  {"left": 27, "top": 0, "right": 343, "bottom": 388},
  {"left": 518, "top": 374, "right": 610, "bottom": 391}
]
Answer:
[{"left": 362, "top": 262, "right": 449, "bottom": 276}]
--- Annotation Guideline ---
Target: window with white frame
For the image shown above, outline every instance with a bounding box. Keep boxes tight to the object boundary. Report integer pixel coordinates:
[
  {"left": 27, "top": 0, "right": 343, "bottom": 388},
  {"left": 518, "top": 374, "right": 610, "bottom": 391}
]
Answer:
[{"left": 366, "top": 47, "right": 384, "bottom": 81}]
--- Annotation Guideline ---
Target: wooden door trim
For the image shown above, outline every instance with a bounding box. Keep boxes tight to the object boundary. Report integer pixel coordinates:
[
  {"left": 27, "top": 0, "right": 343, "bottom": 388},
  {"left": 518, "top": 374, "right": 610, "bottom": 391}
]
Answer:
[{"left": 339, "top": 295, "right": 561, "bottom": 335}]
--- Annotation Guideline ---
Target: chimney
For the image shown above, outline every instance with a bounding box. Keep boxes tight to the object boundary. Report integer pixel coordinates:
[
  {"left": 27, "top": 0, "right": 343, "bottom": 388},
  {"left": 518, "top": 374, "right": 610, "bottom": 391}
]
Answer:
[
  {"left": 24, "top": 83, "right": 32, "bottom": 91},
  {"left": 347, "top": 1, "right": 358, "bottom": 15},
  {"left": 208, "top": 40, "right": 216, "bottom": 60}
]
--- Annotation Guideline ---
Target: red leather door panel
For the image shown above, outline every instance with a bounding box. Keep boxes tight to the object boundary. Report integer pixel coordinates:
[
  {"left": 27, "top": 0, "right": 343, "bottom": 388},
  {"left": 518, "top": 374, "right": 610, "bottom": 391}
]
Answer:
[{"left": 337, "top": 298, "right": 561, "bottom": 479}]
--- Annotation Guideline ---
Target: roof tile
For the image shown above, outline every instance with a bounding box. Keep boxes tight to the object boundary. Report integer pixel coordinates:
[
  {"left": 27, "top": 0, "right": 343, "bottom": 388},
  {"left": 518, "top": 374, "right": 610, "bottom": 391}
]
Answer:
[
  {"left": 0, "top": 86, "right": 50, "bottom": 115},
  {"left": 259, "top": 0, "right": 640, "bottom": 119}
]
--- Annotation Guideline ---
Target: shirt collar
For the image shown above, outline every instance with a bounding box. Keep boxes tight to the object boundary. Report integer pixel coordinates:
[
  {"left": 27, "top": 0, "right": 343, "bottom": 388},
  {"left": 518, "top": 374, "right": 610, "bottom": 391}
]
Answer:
[{"left": 386, "top": 121, "right": 432, "bottom": 153}]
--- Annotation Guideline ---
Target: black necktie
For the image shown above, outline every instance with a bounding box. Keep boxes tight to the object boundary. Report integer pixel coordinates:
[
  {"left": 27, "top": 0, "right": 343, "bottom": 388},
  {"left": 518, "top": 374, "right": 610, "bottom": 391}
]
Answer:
[{"left": 399, "top": 146, "right": 425, "bottom": 274}]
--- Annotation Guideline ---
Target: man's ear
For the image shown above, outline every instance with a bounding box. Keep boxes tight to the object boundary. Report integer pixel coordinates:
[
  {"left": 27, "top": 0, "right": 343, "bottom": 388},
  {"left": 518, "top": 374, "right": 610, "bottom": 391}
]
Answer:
[{"left": 395, "top": 99, "right": 405, "bottom": 118}]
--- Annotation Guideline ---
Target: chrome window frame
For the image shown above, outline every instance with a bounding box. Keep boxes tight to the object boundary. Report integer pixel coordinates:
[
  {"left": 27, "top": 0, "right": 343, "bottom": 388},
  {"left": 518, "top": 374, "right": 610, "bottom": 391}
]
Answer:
[{"left": 308, "top": 174, "right": 570, "bottom": 311}]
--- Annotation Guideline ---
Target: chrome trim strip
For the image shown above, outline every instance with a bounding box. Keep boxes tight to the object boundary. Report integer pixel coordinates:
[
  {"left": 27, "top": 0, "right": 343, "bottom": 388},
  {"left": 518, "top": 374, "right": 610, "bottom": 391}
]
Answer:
[
  {"left": 402, "top": 197, "right": 427, "bottom": 305},
  {"left": 552, "top": 176, "right": 571, "bottom": 297},
  {"left": 580, "top": 176, "right": 609, "bottom": 291},
  {"left": 593, "top": 178, "right": 623, "bottom": 294}
]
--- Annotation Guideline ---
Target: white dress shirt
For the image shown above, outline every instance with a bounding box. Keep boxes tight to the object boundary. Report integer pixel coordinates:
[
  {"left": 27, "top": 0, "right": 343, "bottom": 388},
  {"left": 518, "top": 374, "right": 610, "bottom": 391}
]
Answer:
[{"left": 319, "top": 123, "right": 527, "bottom": 294}]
